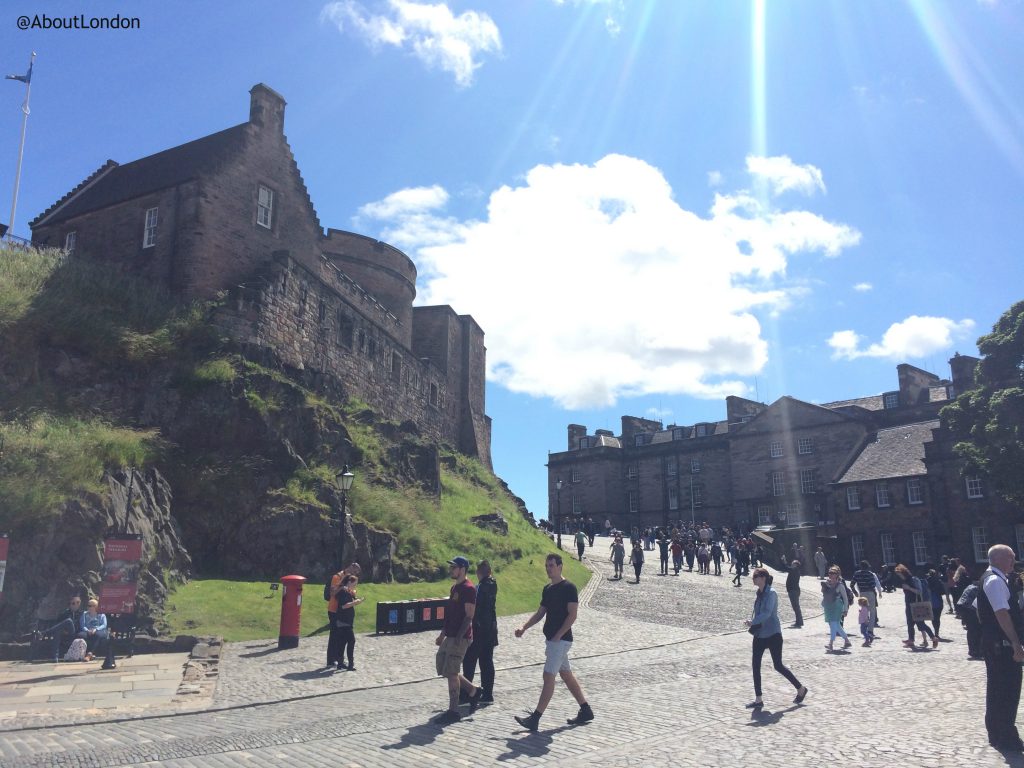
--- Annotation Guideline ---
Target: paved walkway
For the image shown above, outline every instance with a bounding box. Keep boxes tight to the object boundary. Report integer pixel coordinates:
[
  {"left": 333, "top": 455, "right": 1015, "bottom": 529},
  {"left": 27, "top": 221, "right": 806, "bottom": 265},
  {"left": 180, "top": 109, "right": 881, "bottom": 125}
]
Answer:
[{"left": 0, "top": 542, "right": 1020, "bottom": 767}]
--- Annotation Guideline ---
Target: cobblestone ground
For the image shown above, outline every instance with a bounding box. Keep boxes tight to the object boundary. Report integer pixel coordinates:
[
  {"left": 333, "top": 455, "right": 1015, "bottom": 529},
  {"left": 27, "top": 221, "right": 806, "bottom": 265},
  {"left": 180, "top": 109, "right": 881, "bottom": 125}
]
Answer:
[{"left": 0, "top": 541, "right": 1020, "bottom": 768}]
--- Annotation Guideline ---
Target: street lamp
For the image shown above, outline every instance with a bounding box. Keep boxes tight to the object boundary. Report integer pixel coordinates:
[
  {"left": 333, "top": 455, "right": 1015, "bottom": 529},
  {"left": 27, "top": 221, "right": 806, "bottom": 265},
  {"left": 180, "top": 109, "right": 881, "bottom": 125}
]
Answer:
[
  {"left": 337, "top": 464, "right": 355, "bottom": 567},
  {"left": 555, "top": 478, "right": 563, "bottom": 550}
]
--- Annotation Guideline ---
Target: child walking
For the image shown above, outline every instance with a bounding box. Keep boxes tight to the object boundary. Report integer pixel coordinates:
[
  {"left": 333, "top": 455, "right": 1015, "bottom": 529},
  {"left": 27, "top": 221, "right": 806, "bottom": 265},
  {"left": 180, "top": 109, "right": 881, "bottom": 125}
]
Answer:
[{"left": 857, "top": 596, "right": 874, "bottom": 646}]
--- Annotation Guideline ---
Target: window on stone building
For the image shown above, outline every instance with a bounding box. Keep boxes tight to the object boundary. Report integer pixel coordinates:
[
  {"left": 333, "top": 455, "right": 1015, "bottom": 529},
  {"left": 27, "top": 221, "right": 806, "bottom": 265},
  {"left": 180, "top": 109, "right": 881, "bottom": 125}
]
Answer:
[
  {"left": 668, "top": 487, "right": 678, "bottom": 510},
  {"left": 297, "top": 283, "right": 308, "bottom": 318},
  {"left": 64, "top": 231, "right": 77, "bottom": 253},
  {"left": 972, "top": 526, "right": 988, "bottom": 563},
  {"left": 783, "top": 502, "right": 802, "bottom": 524},
  {"left": 577, "top": 437, "right": 590, "bottom": 450},
  {"left": 666, "top": 459, "right": 678, "bottom": 476},
  {"left": 770, "top": 440, "right": 783, "bottom": 458},
  {"left": 571, "top": 466, "right": 580, "bottom": 483},
  {"left": 771, "top": 471, "right": 785, "bottom": 497},
  {"left": 906, "top": 478, "right": 924, "bottom": 505},
  {"left": 757, "top": 504, "right": 772, "bottom": 525},
  {"left": 912, "top": 531, "right": 929, "bottom": 566},
  {"left": 628, "top": 490, "right": 638, "bottom": 513},
  {"left": 880, "top": 532, "right": 896, "bottom": 566},
  {"left": 428, "top": 382, "right": 438, "bottom": 407},
  {"left": 337, "top": 314, "right": 354, "bottom": 349},
  {"left": 627, "top": 464, "right": 638, "bottom": 480},
  {"left": 691, "top": 458, "right": 701, "bottom": 473},
  {"left": 965, "top": 476, "right": 984, "bottom": 499},
  {"left": 851, "top": 534, "right": 865, "bottom": 565},
  {"left": 691, "top": 483, "right": 705, "bottom": 508},
  {"left": 317, "top": 297, "right": 327, "bottom": 327},
  {"left": 696, "top": 424, "right": 709, "bottom": 437},
  {"left": 142, "top": 207, "right": 159, "bottom": 248},
  {"left": 279, "top": 270, "right": 289, "bottom": 296},
  {"left": 883, "top": 392, "right": 900, "bottom": 409},
  {"left": 798, "top": 437, "right": 814, "bottom": 455},
  {"left": 572, "top": 495, "right": 581, "bottom": 515},
  {"left": 367, "top": 337, "right": 377, "bottom": 360},
  {"left": 356, "top": 329, "right": 366, "bottom": 352},
  {"left": 846, "top": 486, "right": 861, "bottom": 510},
  {"left": 257, "top": 185, "right": 274, "bottom": 229},
  {"left": 800, "top": 469, "right": 817, "bottom": 495},
  {"left": 391, "top": 354, "right": 402, "bottom": 383},
  {"left": 635, "top": 433, "right": 651, "bottom": 446},
  {"left": 672, "top": 427, "right": 686, "bottom": 440},
  {"left": 875, "top": 483, "right": 890, "bottom": 508}
]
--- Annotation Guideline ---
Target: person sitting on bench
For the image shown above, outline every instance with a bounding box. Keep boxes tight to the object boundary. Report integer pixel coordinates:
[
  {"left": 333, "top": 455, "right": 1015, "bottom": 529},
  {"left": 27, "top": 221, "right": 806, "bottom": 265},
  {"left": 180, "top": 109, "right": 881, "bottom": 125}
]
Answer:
[
  {"left": 36, "top": 594, "right": 84, "bottom": 662},
  {"left": 79, "top": 599, "right": 116, "bottom": 668}
]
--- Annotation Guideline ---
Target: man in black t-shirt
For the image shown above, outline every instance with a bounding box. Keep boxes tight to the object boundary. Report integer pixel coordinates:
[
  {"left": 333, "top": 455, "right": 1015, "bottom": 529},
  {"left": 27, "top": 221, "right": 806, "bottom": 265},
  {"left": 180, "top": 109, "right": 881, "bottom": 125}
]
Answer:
[{"left": 513, "top": 553, "right": 593, "bottom": 732}]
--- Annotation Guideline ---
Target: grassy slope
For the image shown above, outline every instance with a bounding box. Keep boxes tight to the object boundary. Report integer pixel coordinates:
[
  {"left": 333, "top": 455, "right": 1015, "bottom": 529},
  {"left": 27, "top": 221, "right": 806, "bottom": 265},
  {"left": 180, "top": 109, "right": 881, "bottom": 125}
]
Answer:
[{"left": 2, "top": 245, "right": 587, "bottom": 638}]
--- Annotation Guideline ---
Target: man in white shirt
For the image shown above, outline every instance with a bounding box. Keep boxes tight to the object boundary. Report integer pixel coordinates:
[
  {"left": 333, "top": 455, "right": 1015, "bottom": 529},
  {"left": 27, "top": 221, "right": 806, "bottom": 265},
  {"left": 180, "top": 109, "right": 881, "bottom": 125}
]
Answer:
[{"left": 978, "top": 544, "right": 1024, "bottom": 752}]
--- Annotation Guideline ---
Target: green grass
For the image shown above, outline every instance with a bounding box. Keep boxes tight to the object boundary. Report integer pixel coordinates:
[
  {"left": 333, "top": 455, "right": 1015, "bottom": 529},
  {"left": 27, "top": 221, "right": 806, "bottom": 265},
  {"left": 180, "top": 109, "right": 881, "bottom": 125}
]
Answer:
[
  {"left": 0, "top": 415, "right": 163, "bottom": 530},
  {"left": 165, "top": 554, "right": 590, "bottom": 642},
  {"left": 0, "top": 243, "right": 216, "bottom": 364}
]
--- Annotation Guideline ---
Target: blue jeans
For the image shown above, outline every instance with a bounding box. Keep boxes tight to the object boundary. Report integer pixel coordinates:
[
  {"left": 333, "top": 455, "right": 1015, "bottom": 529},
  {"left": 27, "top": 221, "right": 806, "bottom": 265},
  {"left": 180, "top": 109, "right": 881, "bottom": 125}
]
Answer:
[
  {"left": 39, "top": 618, "right": 76, "bottom": 660},
  {"left": 828, "top": 620, "right": 849, "bottom": 645}
]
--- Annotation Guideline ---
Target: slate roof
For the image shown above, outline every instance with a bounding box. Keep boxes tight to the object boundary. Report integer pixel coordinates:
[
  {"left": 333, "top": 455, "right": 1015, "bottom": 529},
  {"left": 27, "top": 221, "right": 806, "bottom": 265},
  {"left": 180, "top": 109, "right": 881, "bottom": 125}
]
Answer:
[
  {"left": 837, "top": 420, "right": 939, "bottom": 484},
  {"left": 31, "top": 124, "right": 249, "bottom": 227},
  {"left": 823, "top": 394, "right": 885, "bottom": 411}
]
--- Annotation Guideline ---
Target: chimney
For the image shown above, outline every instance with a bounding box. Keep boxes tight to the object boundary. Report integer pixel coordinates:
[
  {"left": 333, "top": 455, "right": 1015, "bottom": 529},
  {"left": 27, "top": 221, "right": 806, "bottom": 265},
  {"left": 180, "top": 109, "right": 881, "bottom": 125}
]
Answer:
[
  {"left": 568, "top": 425, "right": 587, "bottom": 451},
  {"left": 948, "top": 353, "right": 980, "bottom": 397},
  {"left": 249, "top": 83, "right": 286, "bottom": 135}
]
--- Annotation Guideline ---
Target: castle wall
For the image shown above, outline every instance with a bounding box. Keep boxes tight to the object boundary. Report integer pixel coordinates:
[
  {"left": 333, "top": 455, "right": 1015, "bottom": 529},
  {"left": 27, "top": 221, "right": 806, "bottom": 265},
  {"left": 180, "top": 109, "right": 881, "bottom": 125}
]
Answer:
[
  {"left": 215, "top": 253, "right": 490, "bottom": 463},
  {"left": 32, "top": 182, "right": 194, "bottom": 289},
  {"left": 323, "top": 229, "right": 416, "bottom": 350}
]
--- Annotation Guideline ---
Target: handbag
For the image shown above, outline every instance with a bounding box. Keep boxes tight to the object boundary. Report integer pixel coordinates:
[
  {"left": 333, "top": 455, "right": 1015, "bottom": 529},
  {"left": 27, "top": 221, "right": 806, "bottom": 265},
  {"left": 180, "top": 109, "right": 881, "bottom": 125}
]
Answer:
[
  {"left": 910, "top": 600, "right": 933, "bottom": 622},
  {"left": 747, "top": 623, "right": 762, "bottom": 636}
]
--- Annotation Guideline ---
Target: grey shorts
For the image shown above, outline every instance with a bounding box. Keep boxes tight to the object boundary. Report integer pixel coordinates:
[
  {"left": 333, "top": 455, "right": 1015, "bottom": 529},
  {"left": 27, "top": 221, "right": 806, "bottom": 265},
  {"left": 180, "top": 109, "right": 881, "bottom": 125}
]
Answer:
[{"left": 544, "top": 639, "right": 572, "bottom": 674}]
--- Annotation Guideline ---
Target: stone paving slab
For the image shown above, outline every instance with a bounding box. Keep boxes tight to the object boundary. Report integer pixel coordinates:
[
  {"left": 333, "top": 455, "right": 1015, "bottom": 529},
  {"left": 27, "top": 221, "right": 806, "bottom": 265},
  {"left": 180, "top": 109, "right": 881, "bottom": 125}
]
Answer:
[{"left": 0, "top": 543, "right": 1019, "bottom": 767}]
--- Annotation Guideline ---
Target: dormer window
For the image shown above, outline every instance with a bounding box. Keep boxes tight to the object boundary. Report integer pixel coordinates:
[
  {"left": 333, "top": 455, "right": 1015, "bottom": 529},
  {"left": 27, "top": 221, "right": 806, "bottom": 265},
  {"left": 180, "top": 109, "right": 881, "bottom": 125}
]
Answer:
[
  {"left": 257, "top": 185, "right": 274, "bottom": 229},
  {"left": 142, "top": 207, "right": 158, "bottom": 248},
  {"left": 696, "top": 424, "right": 708, "bottom": 437},
  {"left": 883, "top": 392, "right": 900, "bottom": 409}
]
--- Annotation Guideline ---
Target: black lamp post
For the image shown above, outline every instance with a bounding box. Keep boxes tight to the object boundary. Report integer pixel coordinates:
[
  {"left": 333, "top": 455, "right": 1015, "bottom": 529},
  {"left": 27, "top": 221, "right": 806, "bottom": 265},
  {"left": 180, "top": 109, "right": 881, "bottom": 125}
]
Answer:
[
  {"left": 337, "top": 464, "right": 355, "bottom": 567},
  {"left": 555, "top": 478, "right": 563, "bottom": 549}
]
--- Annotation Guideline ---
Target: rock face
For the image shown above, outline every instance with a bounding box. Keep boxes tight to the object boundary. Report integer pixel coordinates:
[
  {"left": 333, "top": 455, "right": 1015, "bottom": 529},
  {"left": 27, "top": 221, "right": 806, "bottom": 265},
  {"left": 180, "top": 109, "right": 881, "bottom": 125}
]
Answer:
[
  {"left": 470, "top": 512, "right": 508, "bottom": 536},
  {"left": 0, "top": 468, "right": 192, "bottom": 639}
]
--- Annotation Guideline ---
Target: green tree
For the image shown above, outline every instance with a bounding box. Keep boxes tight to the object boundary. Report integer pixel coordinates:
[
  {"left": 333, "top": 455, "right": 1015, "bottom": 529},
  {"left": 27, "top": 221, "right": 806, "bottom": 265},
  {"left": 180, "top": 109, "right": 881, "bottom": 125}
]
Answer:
[{"left": 941, "top": 300, "right": 1024, "bottom": 504}]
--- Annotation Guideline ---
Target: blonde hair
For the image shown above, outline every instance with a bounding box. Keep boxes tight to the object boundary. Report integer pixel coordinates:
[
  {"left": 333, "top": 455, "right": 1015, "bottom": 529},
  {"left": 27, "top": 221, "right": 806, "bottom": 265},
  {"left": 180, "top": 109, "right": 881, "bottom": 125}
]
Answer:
[
  {"left": 857, "top": 596, "right": 868, "bottom": 606},
  {"left": 87, "top": 599, "right": 99, "bottom": 608}
]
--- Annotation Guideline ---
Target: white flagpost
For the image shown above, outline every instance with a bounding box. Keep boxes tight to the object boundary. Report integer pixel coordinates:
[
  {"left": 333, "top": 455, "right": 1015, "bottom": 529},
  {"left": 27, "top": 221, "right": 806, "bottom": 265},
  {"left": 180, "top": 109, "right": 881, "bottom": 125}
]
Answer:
[{"left": 5, "top": 52, "right": 35, "bottom": 241}]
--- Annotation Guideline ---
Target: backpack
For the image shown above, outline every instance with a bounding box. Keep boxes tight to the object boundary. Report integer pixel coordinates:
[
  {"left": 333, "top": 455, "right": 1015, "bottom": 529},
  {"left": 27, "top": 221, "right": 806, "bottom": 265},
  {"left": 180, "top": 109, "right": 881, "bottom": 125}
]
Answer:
[{"left": 64, "top": 638, "right": 87, "bottom": 662}]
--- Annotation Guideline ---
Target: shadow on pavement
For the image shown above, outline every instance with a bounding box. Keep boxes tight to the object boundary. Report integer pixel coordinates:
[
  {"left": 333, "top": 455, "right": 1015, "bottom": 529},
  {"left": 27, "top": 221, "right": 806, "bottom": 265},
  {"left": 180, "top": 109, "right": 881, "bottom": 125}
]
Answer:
[
  {"left": 281, "top": 667, "right": 337, "bottom": 681},
  {"left": 238, "top": 646, "right": 283, "bottom": 659},
  {"left": 493, "top": 724, "right": 579, "bottom": 760},
  {"left": 746, "top": 705, "right": 799, "bottom": 727},
  {"left": 381, "top": 718, "right": 452, "bottom": 749}
]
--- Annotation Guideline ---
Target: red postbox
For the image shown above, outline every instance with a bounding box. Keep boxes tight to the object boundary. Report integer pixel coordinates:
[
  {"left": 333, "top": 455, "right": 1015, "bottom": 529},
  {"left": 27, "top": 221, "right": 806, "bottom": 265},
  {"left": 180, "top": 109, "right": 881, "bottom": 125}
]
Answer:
[{"left": 278, "top": 574, "right": 307, "bottom": 650}]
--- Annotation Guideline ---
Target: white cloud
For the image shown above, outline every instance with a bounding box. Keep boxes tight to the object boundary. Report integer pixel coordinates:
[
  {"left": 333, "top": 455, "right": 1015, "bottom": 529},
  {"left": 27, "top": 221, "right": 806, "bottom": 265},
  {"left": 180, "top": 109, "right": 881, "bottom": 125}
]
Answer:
[
  {"left": 645, "top": 407, "right": 672, "bottom": 421},
  {"left": 828, "top": 316, "right": 976, "bottom": 361},
  {"left": 707, "top": 170, "right": 723, "bottom": 187},
  {"left": 358, "top": 185, "right": 448, "bottom": 218},
  {"left": 361, "top": 154, "right": 860, "bottom": 409},
  {"left": 746, "top": 155, "right": 826, "bottom": 197},
  {"left": 853, "top": 282, "right": 873, "bottom": 292},
  {"left": 321, "top": 0, "right": 501, "bottom": 87}
]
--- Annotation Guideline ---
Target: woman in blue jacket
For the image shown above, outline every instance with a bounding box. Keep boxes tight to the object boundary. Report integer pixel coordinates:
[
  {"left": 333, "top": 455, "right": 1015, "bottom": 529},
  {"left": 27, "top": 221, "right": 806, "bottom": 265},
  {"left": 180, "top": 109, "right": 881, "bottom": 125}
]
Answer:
[{"left": 745, "top": 568, "right": 808, "bottom": 709}]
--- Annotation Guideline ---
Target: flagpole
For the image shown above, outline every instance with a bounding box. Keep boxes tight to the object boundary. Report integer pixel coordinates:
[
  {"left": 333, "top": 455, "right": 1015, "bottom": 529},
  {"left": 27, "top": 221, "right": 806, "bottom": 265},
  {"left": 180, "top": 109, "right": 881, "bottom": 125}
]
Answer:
[{"left": 7, "top": 51, "right": 35, "bottom": 241}]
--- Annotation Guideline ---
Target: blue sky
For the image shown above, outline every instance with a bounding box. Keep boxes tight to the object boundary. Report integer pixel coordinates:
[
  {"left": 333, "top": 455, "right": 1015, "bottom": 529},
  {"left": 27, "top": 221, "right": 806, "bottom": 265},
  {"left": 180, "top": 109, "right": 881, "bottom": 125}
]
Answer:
[{"left": 3, "top": 0, "right": 1022, "bottom": 525}]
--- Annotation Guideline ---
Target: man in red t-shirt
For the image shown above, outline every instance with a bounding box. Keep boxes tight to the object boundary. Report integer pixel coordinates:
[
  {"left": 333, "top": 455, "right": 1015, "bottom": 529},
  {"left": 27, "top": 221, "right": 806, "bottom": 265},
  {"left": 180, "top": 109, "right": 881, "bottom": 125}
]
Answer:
[{"left": 435, "top": 556, "right": 481, "bottom": 723}]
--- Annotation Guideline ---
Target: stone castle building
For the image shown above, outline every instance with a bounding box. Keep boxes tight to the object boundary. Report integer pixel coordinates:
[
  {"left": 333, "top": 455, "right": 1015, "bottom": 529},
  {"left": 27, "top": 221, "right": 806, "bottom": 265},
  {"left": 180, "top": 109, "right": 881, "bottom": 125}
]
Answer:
[
  {"left": 29, "top": 84, "right": 491, "bottom": 466},
  {"left": 548, "top": 358, "right": 1023, "bottom": 574}
]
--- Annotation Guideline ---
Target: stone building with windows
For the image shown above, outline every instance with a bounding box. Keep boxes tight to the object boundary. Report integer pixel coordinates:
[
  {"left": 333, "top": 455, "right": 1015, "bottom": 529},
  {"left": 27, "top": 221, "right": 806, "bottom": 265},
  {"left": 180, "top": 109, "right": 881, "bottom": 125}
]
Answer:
[
  {"left": 548, "top": 359, "right": 1022, "bottom": 572},
  {"left": 29, "top": 84, "right": 491, "bottom": 466}
]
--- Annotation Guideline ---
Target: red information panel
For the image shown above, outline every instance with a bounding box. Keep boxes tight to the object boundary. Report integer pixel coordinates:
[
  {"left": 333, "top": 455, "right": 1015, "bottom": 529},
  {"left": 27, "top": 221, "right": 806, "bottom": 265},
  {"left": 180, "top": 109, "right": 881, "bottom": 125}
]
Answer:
[
  {"left": 0, "top": 534, "right": 9, "bottom": 599},
  {"left": 98, "top": 534, "right": 143, "bottom": 614}
]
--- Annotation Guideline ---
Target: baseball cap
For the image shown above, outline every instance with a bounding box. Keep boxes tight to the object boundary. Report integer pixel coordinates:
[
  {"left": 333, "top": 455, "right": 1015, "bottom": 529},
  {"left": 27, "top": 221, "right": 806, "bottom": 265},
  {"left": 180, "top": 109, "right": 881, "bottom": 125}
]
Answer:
[{"left": 448, "top": 556, "right": 471, "bottom": 569}]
